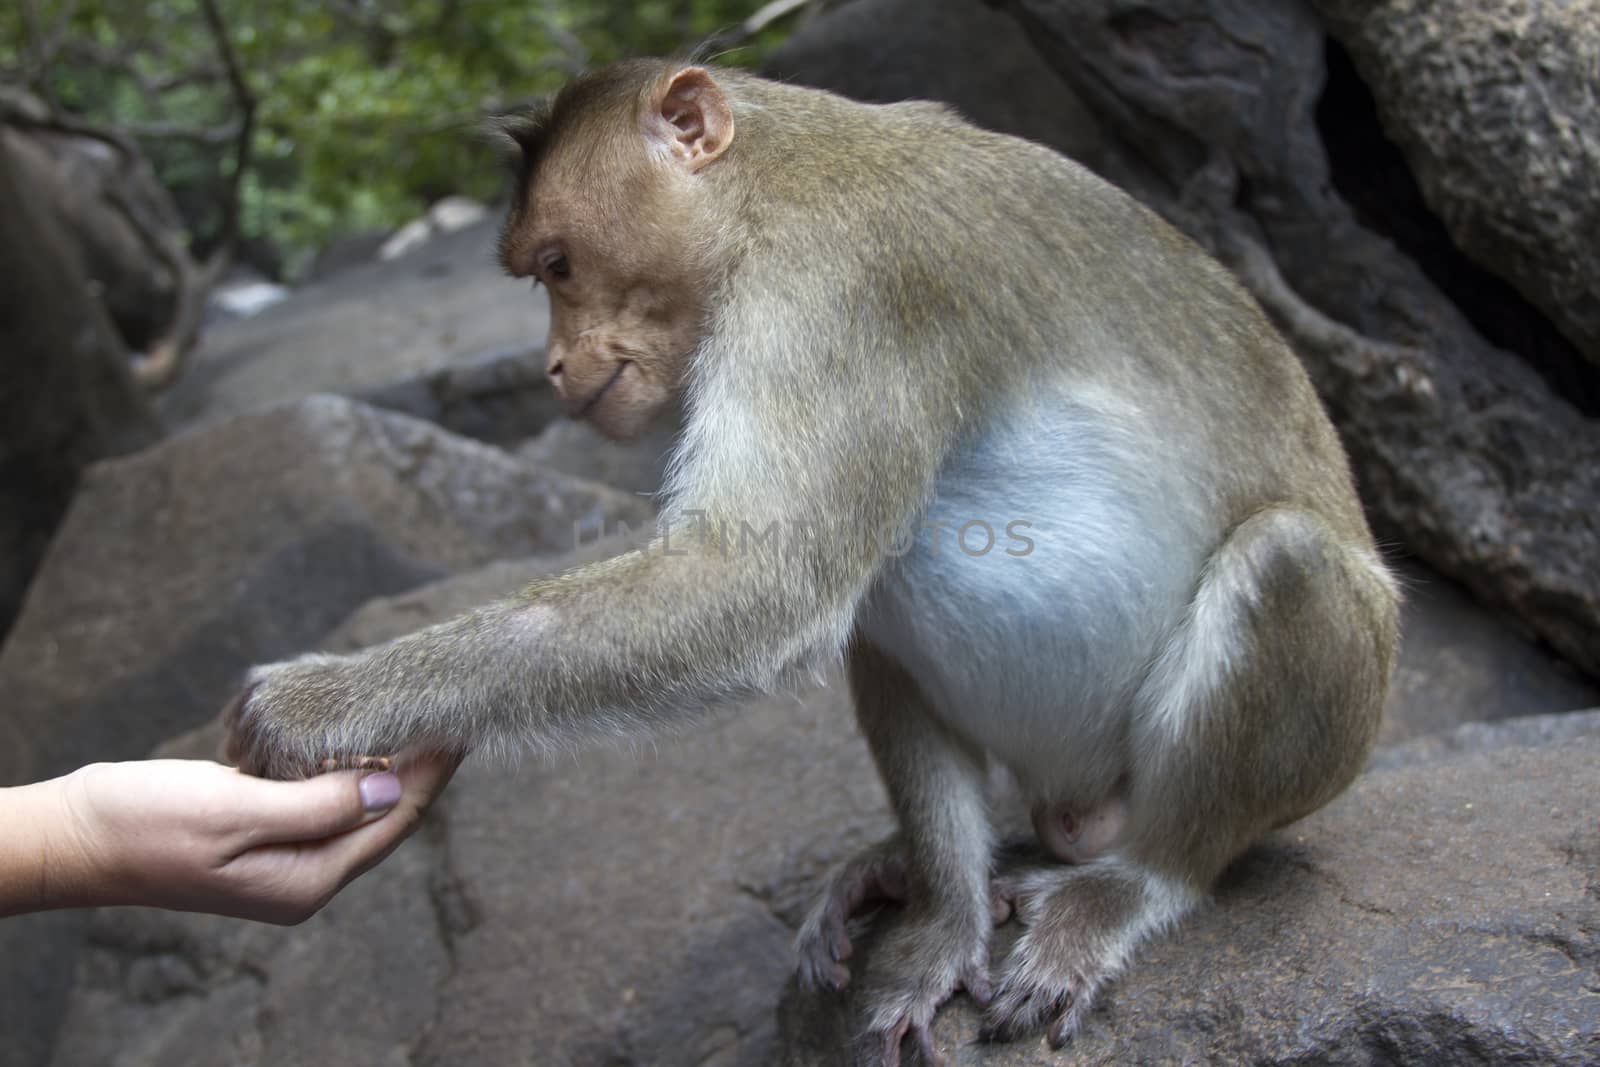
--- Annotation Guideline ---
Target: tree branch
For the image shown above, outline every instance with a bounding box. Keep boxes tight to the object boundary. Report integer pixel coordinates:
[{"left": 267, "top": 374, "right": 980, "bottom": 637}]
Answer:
[
  {"left": 128, "top": 0, "right": 260, "bottom": 389},
  {"left": 16, "top": 0, "right": 78, "bottom": 109},
  {"left": 195, "top": 0, "right": 258, "bottom": 278}
]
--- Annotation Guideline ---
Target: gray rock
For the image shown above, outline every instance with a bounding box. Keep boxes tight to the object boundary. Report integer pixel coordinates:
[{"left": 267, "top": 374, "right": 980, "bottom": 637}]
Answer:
[
  {"left": 1381, "top": 562, "right": 1599, "bottom": 745},
  {"left": 0, "top": 397, "right": 651, "bottom": 1067},
  {"left": 207, "top": 276, "right": 291, "bottom": 320},
  {"left": 514, "top": 414, "right": 680, "bottom": 498},
  {"left": 45, "top": 553, "right": 889, "bottom": 1067},
  {"left": 763, "top": 0, "right": 1106, "bottom": 169},
  {"left": 303, "top": 228, "right": 391, "bottom": 283},
  {"left": 1370, "top": 705, "right": 1600, "bottom": 772},
  {"left": 379, "top": 196, "right": 490, "bottom": 261},
  {"left": 780, "top": 722, "right": 1600, "bottom": 1065},
  {"left": 50, "top": 822, "right": 450, "bottom": 1067},
  {"left": 159, "top": 220, "right": 549, "bottom": 433},
  {"left": 1316, "top": 0, "right": 1600, "bottom": 369},
  {"left": 0, "top": 394, "right": 648, "bottom": 788},
  {"left": 356, "top": 345, "right": 565, "bottom": 448}
]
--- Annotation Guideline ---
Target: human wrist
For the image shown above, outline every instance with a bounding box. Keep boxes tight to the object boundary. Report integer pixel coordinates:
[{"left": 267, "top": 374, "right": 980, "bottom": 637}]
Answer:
[{"left": 0, "top": 768, "right": 113, "bottom": 915}]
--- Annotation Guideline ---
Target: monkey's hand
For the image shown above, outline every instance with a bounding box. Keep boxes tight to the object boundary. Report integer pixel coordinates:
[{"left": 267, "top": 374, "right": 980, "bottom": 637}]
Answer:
[{"left": 224, "top": 652, "right": 409, "bottom": 780}]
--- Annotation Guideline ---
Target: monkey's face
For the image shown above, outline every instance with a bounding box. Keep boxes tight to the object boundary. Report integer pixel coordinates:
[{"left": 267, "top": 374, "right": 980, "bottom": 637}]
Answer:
[
  {"left": 497, "top": 67, "right": 737, "bottom": 442},
  {"left": 499, "top": 155, "right": 713, "bottom": 442},
  {"left": 538, "top": 244, "right": 701, "bottom": 442}
]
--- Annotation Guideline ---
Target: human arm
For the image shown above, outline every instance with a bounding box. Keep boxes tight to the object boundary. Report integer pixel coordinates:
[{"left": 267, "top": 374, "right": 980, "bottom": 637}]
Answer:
[{"left": 0, "top": 752, "right": 458, "bottom": 924}]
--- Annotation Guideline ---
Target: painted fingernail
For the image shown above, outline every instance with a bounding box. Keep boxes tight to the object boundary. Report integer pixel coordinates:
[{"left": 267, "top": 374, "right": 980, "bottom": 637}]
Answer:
[{"left": 358, "top": 772, "right": 402, "bottom": 811}]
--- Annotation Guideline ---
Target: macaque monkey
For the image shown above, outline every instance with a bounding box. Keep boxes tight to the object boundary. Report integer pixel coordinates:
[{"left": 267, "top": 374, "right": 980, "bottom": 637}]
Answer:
[{"left": 225, "top": 59, "right": 1398, "bottom": 1063}]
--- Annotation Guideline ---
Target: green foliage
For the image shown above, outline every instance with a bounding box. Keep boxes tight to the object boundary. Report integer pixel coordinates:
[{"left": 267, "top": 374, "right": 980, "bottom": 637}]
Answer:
[{"left": 5, "top": 0, "right": 787, "bottom": 275}]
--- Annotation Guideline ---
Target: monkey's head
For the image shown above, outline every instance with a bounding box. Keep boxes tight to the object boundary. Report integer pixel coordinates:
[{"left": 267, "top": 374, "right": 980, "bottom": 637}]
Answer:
[{"left": 494, "top": 63, "right": 735, "bottom": 441}]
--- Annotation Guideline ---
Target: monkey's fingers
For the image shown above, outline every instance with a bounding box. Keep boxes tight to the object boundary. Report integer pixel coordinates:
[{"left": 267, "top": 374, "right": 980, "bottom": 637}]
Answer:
[
  {"left": 318, "top": 755, "right": 393, "bottom": 773},
  {"left": 219, "top": 682, "right": 259, "bottom": 767}
]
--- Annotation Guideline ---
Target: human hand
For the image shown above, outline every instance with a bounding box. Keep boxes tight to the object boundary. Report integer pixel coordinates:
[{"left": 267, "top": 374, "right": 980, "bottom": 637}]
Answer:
[{"left": 3, "top": 751, "right": 459, "bottom": 923}]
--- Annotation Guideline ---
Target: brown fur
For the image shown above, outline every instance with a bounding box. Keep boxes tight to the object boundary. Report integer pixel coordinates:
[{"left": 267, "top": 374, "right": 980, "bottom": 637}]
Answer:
[{"left": 226, "top": 61, "right": 1399, "bottom": 1062}]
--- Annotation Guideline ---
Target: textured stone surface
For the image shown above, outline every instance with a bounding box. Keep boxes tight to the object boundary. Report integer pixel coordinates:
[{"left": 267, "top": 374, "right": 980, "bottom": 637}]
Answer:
[
  {"left": 158, "top": 220, "right": 550, "bottom": 432},
  {"left": 0, "top": 398, "right": 650, "bottom": 1067},
  {"left": 0, "top": 394, "right": 647, "bottom": 788},
  {"left": 43, "top": 556, "right": 890, "bottom": 1067},
  {"left": 514, "top": 414, "right": 680, "bottom": 498},
  {"left": 356, "top": 344, "right": 564, "bottom": 448},
  {"left": 1317, "top": 0, "right": 1600, "bottom": 369},
  {"left": 764, "top": 0, "right": 1106, "bottom": 170},
  {"left": 780, "top": 715, "right": 1600, "bottom": 1065},
  {"left": 1381, "top": 562, "right": 1598, "bottom": 744}
]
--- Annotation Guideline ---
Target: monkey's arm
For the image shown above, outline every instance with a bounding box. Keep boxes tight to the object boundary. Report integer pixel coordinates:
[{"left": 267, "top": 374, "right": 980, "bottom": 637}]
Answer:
[{"left": 226, "top": 327, "right": 954, "bottom": 778}]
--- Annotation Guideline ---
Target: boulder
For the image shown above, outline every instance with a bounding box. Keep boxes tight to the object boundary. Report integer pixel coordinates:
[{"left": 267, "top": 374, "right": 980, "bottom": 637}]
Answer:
[
  {"left": 158, "top": 219, "right": 549, "bottom": 432},
  {"left": 206, "top": 271, "right": 291, "bottom": 321},
  {"left": 0, "top": 396, "right": 651, "bottom": 1067},
  {"left": 0, "top": 394, "right": 648, "bottom": 788},
  {"left": 379, "top": 196, "right": 491, "bottom": 262},
  {"left": 514, "top": 414, "right": 680, "bottom": 498},
  {"left": 779, "top": 710, "right": 1600, "bottom": 1065},
  {"left": 356, "top": 345, "right": 564, "bottom": 448},
  {"left": 303, "top": 228, "right": 391, "bottom": 283},
  {"left": 1316, "top": 0, "right": 1600, "bottom": 370},
  {"left": 763, "top": 0, "right": 1106, "bottom": 169},
  {"left": 1381, "top": 562, "right": 1598, "bottom": 745}
]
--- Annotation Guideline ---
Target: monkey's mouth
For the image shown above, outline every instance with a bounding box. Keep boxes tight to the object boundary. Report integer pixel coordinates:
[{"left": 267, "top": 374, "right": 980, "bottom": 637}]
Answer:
[{"left": 573, "top": 360, "right": 631, "bottom": 419}]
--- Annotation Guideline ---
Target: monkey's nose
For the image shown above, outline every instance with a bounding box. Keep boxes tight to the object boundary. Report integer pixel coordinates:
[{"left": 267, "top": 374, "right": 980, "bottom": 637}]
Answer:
[{"left": 546, "top": 356, "right": 564, "bottom": 381}]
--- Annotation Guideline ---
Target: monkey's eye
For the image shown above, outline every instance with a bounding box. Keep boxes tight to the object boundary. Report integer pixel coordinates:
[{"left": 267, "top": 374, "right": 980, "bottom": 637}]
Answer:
[{"left": 542, "top": 252, "right": 571, "bottom": 281}]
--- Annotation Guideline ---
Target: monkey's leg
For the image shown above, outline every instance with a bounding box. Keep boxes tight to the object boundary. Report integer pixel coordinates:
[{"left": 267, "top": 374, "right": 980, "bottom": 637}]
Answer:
[
  {"left": 812, "top": 638, "right": 996, "bottom": 1067},
  {"left": 986, "top": 508, "right": 1395, "bottom": 1047}
]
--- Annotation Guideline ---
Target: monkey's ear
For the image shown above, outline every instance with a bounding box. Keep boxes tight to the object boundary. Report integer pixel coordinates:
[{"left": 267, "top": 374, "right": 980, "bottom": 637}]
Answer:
[{"left": 647, "top": 67, "right": 734, "bottom": 172}]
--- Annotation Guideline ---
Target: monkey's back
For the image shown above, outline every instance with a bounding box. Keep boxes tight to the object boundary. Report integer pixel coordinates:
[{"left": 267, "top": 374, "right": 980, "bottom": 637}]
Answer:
[{"left": 718, "top": 71, "right": 1371, "bottom": 552}]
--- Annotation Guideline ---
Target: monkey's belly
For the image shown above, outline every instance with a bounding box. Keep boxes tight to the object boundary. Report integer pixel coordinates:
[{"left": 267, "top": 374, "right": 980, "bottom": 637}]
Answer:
[{"left": 857, "top": 405, "right": 1207, "bottom": 796}]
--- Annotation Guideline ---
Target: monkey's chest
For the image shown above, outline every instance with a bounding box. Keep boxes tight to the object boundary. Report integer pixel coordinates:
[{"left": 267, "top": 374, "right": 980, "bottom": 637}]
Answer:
[{"left": 856, "top": 407, "right": 1204, "bottom": 787}]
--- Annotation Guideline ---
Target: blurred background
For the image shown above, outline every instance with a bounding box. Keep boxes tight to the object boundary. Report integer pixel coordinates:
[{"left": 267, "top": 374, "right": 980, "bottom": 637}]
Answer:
[
  {"left": 1, "top": 0, "right": 791, "bottom": 282},
  {"left": 1, "top": 1, "right": 1596, "bottom": 1065}
]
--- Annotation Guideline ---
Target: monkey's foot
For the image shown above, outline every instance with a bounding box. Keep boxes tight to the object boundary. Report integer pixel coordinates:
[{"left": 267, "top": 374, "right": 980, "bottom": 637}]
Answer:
[
  {"left": 795, "top": 838, "right": 909, "bottom": 991},
  {"left": 982, "top": 863, "right": 1191, "bottom": 1048},
  {"left": 856, "top": 907, "right": 993, "bottom": 1067}
]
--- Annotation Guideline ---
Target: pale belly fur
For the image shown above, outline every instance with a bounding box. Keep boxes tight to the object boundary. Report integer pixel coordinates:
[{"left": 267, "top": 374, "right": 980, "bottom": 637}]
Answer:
[{"left": 856, "top": 387, "right": 1213, "bottom": 800}]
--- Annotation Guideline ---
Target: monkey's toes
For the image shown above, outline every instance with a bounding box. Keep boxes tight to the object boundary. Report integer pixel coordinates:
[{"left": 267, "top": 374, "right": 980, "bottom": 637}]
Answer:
[
  {"left": 979, "top": 967, "right": 1090, "bottom": 1049},
  {"left": 319, "top": 755, "right": 392, "bottom": 772},
  {"left": 795, "top": 844, "right": 912, "bottom": 992},
  {"left": 860, "top": 1014, "right": 943, "bottom": 1067},
  {"left": 795, "top": 906, "right": 854, "bottom": 991}
]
